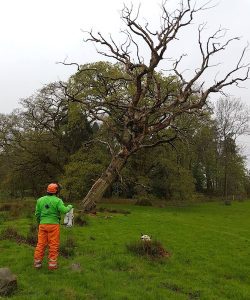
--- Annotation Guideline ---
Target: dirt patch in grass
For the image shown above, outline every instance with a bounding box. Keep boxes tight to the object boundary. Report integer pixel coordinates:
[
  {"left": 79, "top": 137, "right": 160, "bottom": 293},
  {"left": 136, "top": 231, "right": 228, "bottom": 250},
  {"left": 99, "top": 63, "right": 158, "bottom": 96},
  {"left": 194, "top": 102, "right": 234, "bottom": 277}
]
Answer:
[
  {"left": 0, "top": 225, "right": 38, "bottom": 246},
  {"left": 60, "top": 236, "right": 77, "bottom": 258},
  {"left": 0, "top": 201, "right": 34, "bottom": 218},
  {"left": 0, "top": 203, "right": 23, "bottom": 218},
  {"left": 0, "top": 227, "right": 28, "bottom": 244},
  {"left": 74, "top": 214, "right": 89, "bottom": 226},
  {"left": 0, "top": 225, "right": 76, "bottom": 258},
  {"left": 160, "top": 282, "right": 201, "bottom": 299},
  {"left": 26, "top": 224, "right": 38, "bottom": 245},
  {"left": 98, "top": 207, "right": 131, "bottom": 215}
]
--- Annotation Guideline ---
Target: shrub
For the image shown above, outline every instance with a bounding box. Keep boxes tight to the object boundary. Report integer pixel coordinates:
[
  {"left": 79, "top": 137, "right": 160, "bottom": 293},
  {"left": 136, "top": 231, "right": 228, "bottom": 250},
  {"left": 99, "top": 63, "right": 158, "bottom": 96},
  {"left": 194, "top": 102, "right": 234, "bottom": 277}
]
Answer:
[
  {"left": 0, "top": 204, "right": 12, "bottom": 211},
  {"left": 126, "top": 239, "right": 170, "bottom": 259},
  {"left": 135, "top": 198, "right": 152, "bottom": 206},
  {"left": 134, "top": 193, "right": 155, "bottom": 206}
]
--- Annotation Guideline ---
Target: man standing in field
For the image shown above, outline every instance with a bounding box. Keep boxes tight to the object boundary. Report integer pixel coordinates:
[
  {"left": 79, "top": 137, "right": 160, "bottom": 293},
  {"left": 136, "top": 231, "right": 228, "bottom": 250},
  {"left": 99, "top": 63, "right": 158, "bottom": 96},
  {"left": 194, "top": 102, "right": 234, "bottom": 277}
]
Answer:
[{"left": 34, "top": 183, "right": 73, "bottom": 270}]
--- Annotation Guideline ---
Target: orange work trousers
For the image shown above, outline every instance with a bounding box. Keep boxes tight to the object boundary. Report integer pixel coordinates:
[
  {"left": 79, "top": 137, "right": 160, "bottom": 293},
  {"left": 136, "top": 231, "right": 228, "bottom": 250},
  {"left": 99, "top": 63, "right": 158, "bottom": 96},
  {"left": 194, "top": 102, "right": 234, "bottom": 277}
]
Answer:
[{"left": 34, "top": 224, "right": 60, "bottom": 268}]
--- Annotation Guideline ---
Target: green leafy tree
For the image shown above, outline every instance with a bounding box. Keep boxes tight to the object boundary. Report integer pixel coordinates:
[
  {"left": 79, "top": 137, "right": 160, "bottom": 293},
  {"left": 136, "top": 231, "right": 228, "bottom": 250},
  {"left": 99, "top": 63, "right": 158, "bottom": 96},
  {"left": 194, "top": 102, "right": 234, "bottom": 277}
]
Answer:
[{"left": 0, "top": 84, "right": 93, "bottom": 197}]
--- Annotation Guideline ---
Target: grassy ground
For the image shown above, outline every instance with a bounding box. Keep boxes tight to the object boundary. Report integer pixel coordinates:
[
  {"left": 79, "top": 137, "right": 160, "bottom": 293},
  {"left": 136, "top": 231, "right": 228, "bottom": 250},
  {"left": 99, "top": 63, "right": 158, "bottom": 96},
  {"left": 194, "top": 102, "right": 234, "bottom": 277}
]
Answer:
[{"left": 0, "top": 200, "right": 250, "bottom": 300}]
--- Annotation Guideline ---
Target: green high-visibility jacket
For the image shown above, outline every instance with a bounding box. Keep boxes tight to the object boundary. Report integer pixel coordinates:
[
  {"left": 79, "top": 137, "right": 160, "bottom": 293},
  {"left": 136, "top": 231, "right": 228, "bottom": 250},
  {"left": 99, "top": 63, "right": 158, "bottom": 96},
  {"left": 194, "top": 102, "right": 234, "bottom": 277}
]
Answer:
[{"left": 35, "top": 195, "right": 72, "bottom": 224}]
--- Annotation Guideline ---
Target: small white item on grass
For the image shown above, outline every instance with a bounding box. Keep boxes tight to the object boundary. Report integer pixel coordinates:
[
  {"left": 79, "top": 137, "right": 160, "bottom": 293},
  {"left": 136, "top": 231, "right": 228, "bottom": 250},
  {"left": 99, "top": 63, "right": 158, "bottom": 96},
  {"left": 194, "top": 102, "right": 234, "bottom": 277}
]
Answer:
[
  {"left": 64, "top": 208, "right": 74, "bottom": 227},
  {"left": 141, "top": 234, "right": 151, "bottom": 241}
]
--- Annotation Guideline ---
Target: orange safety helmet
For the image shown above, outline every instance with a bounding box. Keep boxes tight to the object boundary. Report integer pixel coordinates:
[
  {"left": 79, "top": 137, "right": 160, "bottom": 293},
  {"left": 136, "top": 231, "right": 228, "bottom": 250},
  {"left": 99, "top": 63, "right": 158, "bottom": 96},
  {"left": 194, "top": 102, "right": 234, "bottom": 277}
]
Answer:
[{"left": 47, "top": 183, "right": 59, "bottom": 194}]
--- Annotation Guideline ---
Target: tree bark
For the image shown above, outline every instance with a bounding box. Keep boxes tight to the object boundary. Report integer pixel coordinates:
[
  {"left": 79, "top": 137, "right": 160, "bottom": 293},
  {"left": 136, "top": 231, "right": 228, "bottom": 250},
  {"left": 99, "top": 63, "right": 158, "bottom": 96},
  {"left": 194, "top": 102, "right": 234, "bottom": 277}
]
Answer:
[{"left": 81, "top": 149, "right": 129, "bottom": 211}]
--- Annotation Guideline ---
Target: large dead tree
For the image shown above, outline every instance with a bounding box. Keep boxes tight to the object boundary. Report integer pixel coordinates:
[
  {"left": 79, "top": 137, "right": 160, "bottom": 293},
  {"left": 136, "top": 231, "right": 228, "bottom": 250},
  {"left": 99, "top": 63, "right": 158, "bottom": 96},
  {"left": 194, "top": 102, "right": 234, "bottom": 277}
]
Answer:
[{"left": 61, "top": 1, "right": 249, "bottom": 211}]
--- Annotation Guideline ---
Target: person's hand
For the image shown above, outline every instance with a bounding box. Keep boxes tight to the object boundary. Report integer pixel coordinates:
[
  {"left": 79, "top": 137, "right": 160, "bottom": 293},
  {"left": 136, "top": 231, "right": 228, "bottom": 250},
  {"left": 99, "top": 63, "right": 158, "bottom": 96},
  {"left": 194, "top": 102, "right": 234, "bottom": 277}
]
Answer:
[{"left": 67, "top": 204, "right": 73, "bottom": 210}]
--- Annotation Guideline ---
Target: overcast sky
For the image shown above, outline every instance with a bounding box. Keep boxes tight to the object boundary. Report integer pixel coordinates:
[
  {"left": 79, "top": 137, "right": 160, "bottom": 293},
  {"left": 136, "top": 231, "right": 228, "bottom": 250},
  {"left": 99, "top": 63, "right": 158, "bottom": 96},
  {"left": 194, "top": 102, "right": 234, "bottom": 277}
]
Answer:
[{"left": 0, "top": 0, "right": 249, "bottom": 167}]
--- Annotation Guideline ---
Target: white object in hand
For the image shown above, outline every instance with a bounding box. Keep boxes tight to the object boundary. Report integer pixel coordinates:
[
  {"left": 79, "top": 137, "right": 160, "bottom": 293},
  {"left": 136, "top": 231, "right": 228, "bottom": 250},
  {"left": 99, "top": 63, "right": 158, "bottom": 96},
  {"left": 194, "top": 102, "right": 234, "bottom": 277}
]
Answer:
[{"left": 64, "top": 208, "right": 74, "bottom": 227}]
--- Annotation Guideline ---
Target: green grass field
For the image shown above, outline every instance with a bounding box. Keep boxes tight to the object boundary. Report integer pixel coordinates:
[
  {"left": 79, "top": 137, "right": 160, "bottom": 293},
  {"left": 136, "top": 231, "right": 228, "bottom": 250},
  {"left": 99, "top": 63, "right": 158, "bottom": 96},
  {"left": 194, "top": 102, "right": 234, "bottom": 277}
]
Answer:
[{"left": 0, "top": 200, "right": 250, "bottom": 300}]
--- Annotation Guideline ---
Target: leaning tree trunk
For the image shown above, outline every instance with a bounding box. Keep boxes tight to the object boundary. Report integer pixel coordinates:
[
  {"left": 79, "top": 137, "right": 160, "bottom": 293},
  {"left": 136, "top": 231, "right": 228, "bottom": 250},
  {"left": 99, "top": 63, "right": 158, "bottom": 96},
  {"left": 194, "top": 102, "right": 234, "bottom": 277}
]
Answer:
[{"left": 81, "top": 149, "right": 130, "bottom": 211}]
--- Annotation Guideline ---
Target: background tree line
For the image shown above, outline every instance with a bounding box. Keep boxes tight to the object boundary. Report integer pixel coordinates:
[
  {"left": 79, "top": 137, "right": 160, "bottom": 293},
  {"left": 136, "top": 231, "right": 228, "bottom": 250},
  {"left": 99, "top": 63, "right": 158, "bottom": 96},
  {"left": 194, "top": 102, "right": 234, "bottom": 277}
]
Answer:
[{"left": 0, "top": 61, "right": 249, "bottom": 203}]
